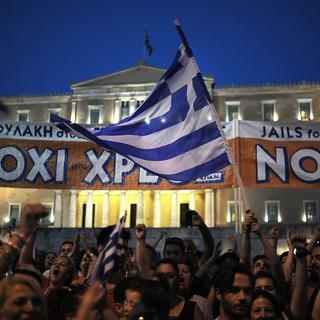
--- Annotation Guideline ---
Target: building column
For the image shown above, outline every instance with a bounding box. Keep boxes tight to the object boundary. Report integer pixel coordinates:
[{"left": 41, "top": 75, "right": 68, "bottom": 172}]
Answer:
[
  {"left": 69, "top": 190, "right": 77, "bottom": 227},
  {"left": 102, "top": 191, "right": 110, "bottom": 226},
  {"left": 86, "top": 191, "right": 93, "bottom": 228},
  {"left": 153, "top": 191, "right": 161, "bottom": 227},
  {"left": 205, "top": 189, "right": 213, "bottom": 227},
  {"left": 71, "top": 99, "right": 77, "bottom": 122},
  {"left": 54, "top": 190, "right": 62, "bottom": 228},
  {"left": 114, "top": 100, "right": 121, "bottom": 123},
  {"left": 189, "top": 190, "right": 196, "bottom": 210},
  {"left": 129, "top": 99, "right": 136, "bottom": 115},
  {"left": 137, "top": 190, "right": 144, "bottom": 224},
  {"left": 171, "top": 191, "right": 179, "bottom": 227}
]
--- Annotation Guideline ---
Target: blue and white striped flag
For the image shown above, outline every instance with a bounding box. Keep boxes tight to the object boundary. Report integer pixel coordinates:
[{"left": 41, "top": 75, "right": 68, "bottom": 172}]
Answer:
[
  {"left": 51, "top": 43, "right": 232, "bottom": 182},
  {"left": 88, "top": 214, "right": 126, "bottom": 284}
]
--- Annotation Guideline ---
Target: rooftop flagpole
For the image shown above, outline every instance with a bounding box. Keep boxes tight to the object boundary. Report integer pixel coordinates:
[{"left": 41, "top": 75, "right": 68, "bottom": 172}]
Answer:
[{"left": 173, "top": 19, "right": 251, "bottom": 214}]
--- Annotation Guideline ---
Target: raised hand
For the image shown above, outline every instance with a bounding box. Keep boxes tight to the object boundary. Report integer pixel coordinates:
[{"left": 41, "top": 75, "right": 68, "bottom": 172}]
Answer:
[
  {"left": 290, "top": 233, "right": 307, "bottom": 251},
  {"left": 19, "top": 203, "right": 48, "bottom": 237}
]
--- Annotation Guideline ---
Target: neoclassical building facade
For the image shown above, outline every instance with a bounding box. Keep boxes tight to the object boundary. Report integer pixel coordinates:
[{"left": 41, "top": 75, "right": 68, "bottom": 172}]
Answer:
[{"left": 1, "top": 61, "right": 319, "bottom": 230}]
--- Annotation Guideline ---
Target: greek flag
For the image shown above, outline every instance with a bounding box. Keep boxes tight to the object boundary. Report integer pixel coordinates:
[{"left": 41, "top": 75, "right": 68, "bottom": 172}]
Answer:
[
  {"left": 144, "top": 29, "right": 153, "bottom": 56},
  {"left": 88, "top": 214, "right": 126, "bottom": 283},
  {"left": 51, "top": 43, "right": 232, "bottom": 183}
]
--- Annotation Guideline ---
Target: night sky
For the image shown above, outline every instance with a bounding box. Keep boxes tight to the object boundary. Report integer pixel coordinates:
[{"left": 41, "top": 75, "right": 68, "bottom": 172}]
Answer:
[{"left": 0, "top": 0, "right": 319, "bottom": 96}]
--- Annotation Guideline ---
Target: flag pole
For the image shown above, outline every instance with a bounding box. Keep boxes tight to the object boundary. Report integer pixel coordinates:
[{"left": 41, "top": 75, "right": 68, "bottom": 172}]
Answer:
[
  {"left": 173, "top": 19, "right": 251, "bottom": 213},
  {"left": 143, "top": 28, "right": 146, "bottom": 61}
]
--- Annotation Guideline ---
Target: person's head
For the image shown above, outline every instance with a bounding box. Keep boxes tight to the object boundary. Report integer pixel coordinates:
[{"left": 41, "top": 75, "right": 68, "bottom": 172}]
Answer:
[
  {"left": 155, "top": 259, "right": 179, "bottom": 291},
  {"left": 49, "top": 256, "right": 75, "bottom": 287},
  {"left": 163, "top": 237, "right": 185, "bottom": 263},
  {"left": 79, "top": 249, "right": 98, "bottom": 277},
  {"left": 252, "top": 255, "right": 270, "bottom": 275},
  {"left": 250, "top": 290, "right": 282, "bottom": 320},
  {"left": 311, "top": 243, "right": 320, "bottom": 271},
  {"left": 0, "top": 273, "right": 46, "bottom": 320},
  {"left": 218, "top": 252, "right": 240, "bottom": 267},
  {"left": 214, "top": 263, "right": 252, "bottom": 320},
  {"left": 44, "top": 252, "right": 57, "bottom": 270},
  {"left": 177, "top": 261, "right": 196, "bottom": 295},
  {"left": 184, "top": 239, "right": 197, "bottom": 262},
  {"left": 59, "top": 241, "right": 73, "bottom": 257},
  {"left": 254, "top": 272, "right": 278, "bottom": 298}
]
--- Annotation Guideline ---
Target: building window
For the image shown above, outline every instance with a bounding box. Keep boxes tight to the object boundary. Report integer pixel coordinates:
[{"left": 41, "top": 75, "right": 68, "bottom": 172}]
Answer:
[
  {"left": 121, "top": 101, "right": 130, "bottom": 119},
  {"left": 227, "top": 201, "right": 236, "bottom": 223},
  {"left": 303, "top": 200, "right": 317, "bottom": 222},
  {"left": 136, "top": 100, "right": 144, "bottom": 108},
  {"left": 262, "top": 101, "right": 277, "bottom": 121},
  {"left": 48, "top": 108, "right": 61, "bottom": 121},
  {"left": 88, "top": 106, "right": 102, "bottom": 124},
  {"left": 7, "top": 203, "right": 21, "bottom": 227},
  {"left": 297, "top": 99, "right": 313, "bottom": 121},
  {"left": 264, "top": 201, "right": 281, "bottom": 223},
  {"left": 41, "top": 203, "right": 54, "bottom": 226},
  {"left": 225, "top": 101, "right": 240, "bottom": 121},
  {"left": 17, "top": 110, "right": 30, "bottom": 122}
]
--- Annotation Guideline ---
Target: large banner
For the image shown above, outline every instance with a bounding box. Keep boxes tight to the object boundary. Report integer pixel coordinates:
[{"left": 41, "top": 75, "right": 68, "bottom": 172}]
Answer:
[
  {"left": 0, "top": 121, "right": 319, "bottom": 189},
  {"left": 237, "top": 121, "right": 320, "bottom": 188},
  {"left": 0, "top": 122, "right": 235, "bottom": 190}
]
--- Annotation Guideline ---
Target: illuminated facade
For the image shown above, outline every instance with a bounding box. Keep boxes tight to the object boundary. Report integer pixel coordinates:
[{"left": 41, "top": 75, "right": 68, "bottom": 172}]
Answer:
[{"left": 1, "top": 61, "right": 320, "bottom": 229}]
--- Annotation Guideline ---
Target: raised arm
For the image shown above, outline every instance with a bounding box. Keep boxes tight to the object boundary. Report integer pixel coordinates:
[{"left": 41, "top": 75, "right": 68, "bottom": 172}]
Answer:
[
  {"left": 269, "top": 226, "right": 279, "bottom": 252},
  {"left": 239, "top": 210, "right": 256, "bottom": 268},
  {"left": 306, "top": 224, "right": 320, "bottom": 253},
  {"left": 0, "top": 204, "right": 48, "bottom": 276},
  {"left": 290, "top": 233, "right": 308, "bottom": 320},
  {"left": 19, "top": 227, "right": 38, "bottom": 268},
  {"left": 192, "top": 211, "right": 214, "bottom": 267},
  {"left": 135, "top": 224, "right": 153, "bottom": 278},
  {"left": 282, "top": 230, "right": 295, "bottom": 283},
  {"left": 252, "top": 221, "right": 287, "bottom": 298}
]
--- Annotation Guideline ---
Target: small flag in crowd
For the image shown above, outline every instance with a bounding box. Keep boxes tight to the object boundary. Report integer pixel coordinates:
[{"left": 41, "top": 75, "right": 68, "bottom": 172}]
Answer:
[
  {"left": 144, "top": 29, "right": 153, "bottom": 56},
  {"left": 88, "top": 214, "right": 126, "bottom": 283},
  {"left": 51, "top": 28, "right": 232, "bottom": 183}
]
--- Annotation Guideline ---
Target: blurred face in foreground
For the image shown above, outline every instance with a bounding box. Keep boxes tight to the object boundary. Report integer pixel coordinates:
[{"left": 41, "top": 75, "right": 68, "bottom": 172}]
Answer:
[{"left": 0, "top": 284, "right": 44, "bottom": 320}]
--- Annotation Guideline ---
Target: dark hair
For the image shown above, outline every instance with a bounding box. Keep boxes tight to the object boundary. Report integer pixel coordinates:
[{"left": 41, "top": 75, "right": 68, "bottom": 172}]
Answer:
[
  {"left": 252, "top": 254, "right": 269, "bottom": 264},
  {"left": 217, "top": 252, "right": 240, "bottom": 266},
  {"left": 164, "top": 237, "right": 185, "bottom": 252},
  {"left": 251, "top": 289, "right": 282, "bottom": 318},
  {"left": 213, "top": 263, "right": 252, "bottom": 293},
  {"left": 253, "top": 271, "right": 278, "bottom": 290},
  {"left": 59, "top": 241, "right": 73, "bottom": 251},
  {"left": 156, "top": 258, "right": 179, "bottom": 275}
]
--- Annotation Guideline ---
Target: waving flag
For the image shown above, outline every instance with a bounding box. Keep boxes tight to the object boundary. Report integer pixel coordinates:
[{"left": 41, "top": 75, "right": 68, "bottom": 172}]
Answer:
[
  {"left": 51, "top": 34, "right": 232, "bottom": 183},
  {"left": 88, "top": 214, "right": 126, "bottom": 283},
  {"left": 144, "top": 29, "right": 153, "bottom": 56}
]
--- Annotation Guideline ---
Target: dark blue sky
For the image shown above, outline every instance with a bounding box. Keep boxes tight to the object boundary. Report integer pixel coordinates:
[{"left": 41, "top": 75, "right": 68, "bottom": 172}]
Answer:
[{"left": 0, "top": 0, "right": 319, "bottom": 96}]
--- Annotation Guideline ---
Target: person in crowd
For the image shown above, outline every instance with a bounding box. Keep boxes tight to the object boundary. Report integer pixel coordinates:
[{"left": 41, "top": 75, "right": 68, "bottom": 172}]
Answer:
[
  {"left": 155, "top": 258, "right": 204, "bottom": 319},
  {"left": 214, "top": 263, "right": 252, "bottom": 320},
  {"left": 250, "top": 290, "right": 283, "bottom": 320},
  {"left": 178, "top": 261, "right": 213, "bottom": 320},
  {"left": 44, "top": 255, "right": 76, "bottom": 295},
  {"left": 0, "top": 271, "right": 46, "bottom": 320}
]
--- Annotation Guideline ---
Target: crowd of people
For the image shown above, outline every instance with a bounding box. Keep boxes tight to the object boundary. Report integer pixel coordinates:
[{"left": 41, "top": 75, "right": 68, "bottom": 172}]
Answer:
[{"left": 0, "top": 203, "right": 319, "bottom": 320}]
